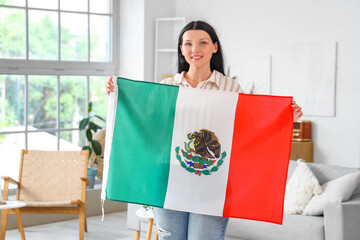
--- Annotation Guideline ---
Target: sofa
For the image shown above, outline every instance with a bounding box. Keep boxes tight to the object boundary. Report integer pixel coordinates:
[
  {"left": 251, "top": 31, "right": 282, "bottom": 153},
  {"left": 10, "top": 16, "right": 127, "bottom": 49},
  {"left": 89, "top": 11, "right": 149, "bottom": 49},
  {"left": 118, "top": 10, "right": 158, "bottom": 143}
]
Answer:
[{"left": 127, "top": 160, "right": 360, "bottom": 240}]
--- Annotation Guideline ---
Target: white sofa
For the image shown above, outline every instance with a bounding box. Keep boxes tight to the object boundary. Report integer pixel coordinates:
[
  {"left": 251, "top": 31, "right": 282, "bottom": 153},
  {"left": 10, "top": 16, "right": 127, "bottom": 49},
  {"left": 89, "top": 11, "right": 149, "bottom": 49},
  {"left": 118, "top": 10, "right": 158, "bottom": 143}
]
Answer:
[{"left": 127, "top": 160, "right": 360, "bottom": 240}]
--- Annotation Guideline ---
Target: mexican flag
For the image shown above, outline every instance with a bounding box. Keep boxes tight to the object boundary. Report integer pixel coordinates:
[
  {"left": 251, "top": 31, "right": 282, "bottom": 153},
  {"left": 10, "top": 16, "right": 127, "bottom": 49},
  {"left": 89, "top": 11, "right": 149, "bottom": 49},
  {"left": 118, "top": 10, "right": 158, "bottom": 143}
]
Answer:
[{"left": 102, "top": 77, "right": 293, "bottom": 224}]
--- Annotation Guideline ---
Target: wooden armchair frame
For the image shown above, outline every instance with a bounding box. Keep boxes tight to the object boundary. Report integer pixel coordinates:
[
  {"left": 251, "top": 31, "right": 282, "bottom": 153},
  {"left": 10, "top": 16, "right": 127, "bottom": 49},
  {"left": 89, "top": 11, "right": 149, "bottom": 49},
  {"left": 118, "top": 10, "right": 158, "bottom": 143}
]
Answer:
[{"left": 0, "top": 150, "right": 89, "bottom": 240}]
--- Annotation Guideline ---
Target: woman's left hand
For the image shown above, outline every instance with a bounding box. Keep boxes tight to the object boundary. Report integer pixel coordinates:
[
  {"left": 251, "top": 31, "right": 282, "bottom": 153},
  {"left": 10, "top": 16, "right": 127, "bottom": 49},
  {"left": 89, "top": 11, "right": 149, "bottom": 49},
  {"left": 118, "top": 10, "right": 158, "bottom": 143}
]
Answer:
[{"left": 292, "top": 101, "right": 303, "bottom": 122}]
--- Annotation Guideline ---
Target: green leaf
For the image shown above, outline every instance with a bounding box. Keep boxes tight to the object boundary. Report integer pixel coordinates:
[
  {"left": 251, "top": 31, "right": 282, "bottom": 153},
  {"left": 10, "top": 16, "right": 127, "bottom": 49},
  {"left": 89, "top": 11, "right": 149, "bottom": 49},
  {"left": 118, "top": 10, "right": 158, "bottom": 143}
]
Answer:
[
  {"left": 82, "top": 146, "right": 92, "bottom": 157},
  {"left": 92, "top": 114, "right": 105, "bottom": 122},
  {"left": 79, "top": 118, "right": 89, "bottom": 130},
  {"left": 86, "top": 129, "right": 92, "bottom": 142},
  {"left": 221, "top": 151, "right": 227, "bottom": 158},
  {"left": 176, "top": 155, "right": 181, "bottom": 161},
  {"left": 82, "top": 146, "right": 90, "bottom": 151},
  {"left": 211, "top": 166, "right": 218, "bottom": 172},
  {"left": 202, "top": 170, "right": 211, "bottom": 175},
  {"left": 217, "top": 159, "right": 224, "bottom": 167},
  {"left": 89, "top": 122, "right": 102, "bottom": 131},
  {"left": 88, "top": 102, "right": 93, "bottom": 113},
  {"left": 91, "top": 140, "right": 102, "bottom": 155},
  {"left": 175, "top": 147, "right": 180, "bottom": 153},
  {"left": 88, "top": 122, "right": 97, "bottom": 131},
  {"left": 184, "top": 142, "right": 189, "bottom": 152}
]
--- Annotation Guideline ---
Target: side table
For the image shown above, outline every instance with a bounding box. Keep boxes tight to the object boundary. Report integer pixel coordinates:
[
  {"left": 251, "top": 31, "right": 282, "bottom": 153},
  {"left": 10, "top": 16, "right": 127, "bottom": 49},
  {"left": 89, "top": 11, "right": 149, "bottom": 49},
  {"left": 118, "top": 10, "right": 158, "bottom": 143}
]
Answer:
[
  {"left": 135, "top": 208, "right": 158, "bottom": 240},
  {"left": 0, "top": 201, "right": 27, "bottom": 240},
  {"left": 290, "top": 141, "right": 313, "bottom": 162}
]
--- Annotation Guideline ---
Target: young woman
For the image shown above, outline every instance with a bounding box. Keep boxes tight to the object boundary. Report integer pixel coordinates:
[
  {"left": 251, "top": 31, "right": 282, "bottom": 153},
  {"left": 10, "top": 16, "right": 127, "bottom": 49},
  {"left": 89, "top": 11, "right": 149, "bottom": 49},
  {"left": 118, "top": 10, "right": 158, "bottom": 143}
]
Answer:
[{"left": 106, "top": 20, "right": 303, "bottom": 240}]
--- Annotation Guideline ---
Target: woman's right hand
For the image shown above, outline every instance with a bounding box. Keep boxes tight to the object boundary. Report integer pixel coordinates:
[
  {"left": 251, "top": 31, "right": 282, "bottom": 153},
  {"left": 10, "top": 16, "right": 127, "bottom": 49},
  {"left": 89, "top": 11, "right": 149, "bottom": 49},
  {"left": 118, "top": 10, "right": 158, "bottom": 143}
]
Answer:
[{"left": 106, "top": 76, "right": 115, "bottom": 96}]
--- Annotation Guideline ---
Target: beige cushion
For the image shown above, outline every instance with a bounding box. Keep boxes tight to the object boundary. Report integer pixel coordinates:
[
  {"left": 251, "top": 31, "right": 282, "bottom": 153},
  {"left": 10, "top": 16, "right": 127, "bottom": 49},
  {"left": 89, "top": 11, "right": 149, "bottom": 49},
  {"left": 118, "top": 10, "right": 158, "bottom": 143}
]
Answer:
[{"left": 284, "top": 159, "right": 322, "bottom": 214}]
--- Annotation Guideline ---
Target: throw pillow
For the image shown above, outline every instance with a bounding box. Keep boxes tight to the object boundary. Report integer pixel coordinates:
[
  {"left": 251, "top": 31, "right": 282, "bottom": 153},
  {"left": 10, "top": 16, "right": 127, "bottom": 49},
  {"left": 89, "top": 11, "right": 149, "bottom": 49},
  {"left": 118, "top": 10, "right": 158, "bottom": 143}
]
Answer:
[
  {"left": 303, "top": 172, "right": 360, "bottom": 216},
  {"left": 284, "top": 159, "right": 322, "bottom": 215}
]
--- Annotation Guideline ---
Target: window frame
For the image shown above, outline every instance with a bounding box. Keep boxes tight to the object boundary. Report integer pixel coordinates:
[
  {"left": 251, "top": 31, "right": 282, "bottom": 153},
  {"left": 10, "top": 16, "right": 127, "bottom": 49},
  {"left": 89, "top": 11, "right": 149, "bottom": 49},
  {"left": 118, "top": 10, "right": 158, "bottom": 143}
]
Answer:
[
  {"left": 0, "top": 0, "right": 119, "bottom": 150},
  {"left": 0, "top": 0, "right": 120, "bottom": 76}
]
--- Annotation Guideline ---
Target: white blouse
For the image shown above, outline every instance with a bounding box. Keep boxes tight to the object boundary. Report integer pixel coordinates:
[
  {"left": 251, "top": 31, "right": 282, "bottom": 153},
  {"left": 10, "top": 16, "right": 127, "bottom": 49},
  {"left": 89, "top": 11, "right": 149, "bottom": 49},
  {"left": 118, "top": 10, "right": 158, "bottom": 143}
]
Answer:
[{"left": 161, "top": 70, "right": 242, "bottom": 93}]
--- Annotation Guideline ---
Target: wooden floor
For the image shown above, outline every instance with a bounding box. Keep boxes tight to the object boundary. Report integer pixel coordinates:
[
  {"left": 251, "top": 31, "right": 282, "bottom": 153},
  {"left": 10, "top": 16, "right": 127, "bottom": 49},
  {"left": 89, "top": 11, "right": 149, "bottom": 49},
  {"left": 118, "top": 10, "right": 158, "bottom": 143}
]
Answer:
[
  {"left": 4, "top": 211, "right": 240, "bottom": 240},
  {"left": 4, "top": 211, "right": 148, "bottom": 240}
]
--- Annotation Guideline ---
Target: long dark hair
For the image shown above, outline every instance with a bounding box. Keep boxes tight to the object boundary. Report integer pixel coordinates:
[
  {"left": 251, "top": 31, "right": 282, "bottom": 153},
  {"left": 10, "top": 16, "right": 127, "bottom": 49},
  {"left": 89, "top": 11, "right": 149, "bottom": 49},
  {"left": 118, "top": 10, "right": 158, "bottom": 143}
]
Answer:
[{"left": 177, "top": 21, "right": 225, "bottom": 75}]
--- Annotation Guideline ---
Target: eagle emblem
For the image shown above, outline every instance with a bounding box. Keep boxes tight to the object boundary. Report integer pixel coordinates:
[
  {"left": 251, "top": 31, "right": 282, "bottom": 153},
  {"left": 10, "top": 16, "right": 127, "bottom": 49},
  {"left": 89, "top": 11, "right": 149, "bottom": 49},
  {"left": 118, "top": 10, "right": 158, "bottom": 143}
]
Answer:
[{"left": 175, "top": 129, "right": 226, "bottom": 176}]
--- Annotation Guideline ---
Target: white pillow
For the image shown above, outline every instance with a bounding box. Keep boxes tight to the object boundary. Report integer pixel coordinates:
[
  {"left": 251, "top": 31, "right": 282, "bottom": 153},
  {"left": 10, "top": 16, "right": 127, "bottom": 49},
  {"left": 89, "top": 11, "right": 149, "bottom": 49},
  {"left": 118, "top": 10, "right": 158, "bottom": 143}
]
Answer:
[
  {"left": 284, "top": 159, "right": 322, "bottom": 215},
  {"left": 303, "top": 172, "right": 360, "bottom": 216}
]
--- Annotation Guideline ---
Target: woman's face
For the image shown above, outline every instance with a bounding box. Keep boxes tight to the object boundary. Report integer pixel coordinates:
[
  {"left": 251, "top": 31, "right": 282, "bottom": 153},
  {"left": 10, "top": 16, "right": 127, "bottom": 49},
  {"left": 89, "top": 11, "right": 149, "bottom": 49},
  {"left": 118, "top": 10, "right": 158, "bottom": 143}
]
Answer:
[{"left": 180, "top": 30, "right": 218, "bottom": 70}]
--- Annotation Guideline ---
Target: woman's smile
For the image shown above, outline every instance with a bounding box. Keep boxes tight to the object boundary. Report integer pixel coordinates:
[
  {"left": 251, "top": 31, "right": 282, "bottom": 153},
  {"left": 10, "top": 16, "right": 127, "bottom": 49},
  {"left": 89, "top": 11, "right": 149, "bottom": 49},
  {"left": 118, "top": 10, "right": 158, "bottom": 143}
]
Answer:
[{"left": 192, "top": 55, "right": 203, "bottom": 61}]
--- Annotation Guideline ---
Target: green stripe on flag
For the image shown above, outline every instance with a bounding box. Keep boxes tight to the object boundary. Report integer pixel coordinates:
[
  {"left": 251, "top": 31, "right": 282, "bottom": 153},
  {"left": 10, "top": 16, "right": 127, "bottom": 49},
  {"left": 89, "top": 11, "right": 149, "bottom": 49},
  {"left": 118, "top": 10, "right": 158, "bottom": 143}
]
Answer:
[{"left": 106, "top": 77, "right": 179, "bottom": 207}]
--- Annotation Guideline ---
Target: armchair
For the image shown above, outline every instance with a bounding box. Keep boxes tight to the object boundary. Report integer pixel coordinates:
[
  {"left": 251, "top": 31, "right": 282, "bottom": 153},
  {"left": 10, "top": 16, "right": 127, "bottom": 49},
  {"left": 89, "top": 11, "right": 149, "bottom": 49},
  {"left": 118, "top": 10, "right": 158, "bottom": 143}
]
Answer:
[{"left": 0, "top": 150, "right": 89, "bottom": 240}]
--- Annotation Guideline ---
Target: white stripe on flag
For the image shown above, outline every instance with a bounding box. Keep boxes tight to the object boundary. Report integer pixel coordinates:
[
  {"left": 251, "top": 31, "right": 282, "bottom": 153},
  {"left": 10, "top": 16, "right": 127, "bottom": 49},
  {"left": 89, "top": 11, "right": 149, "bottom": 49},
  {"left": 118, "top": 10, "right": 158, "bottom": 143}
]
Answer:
[
  {"left": 164, "top": 87, "right": 239, "bottom": 216},
  {"left": 101, "top": 79, "right": 118, "bottom": 201}
]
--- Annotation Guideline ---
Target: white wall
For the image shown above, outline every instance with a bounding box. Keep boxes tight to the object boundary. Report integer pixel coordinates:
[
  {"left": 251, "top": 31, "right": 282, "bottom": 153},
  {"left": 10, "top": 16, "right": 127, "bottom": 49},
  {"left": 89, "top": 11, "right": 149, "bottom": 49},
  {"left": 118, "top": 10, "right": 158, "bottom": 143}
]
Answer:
[
  {"left": 119, "top": 0, "right": 360, "bottom": 167},
  {"left": 118, "top": 0, "right": 145, "bottom": 79},
  {"left": 118, "top": 0, "right": 176, "bottom": 81},
  {"left": 172, "top": 0, "right": 360, "bottom": 168},
  {"left": 143, "top": 0, "right": 176, "bottom": 81}
]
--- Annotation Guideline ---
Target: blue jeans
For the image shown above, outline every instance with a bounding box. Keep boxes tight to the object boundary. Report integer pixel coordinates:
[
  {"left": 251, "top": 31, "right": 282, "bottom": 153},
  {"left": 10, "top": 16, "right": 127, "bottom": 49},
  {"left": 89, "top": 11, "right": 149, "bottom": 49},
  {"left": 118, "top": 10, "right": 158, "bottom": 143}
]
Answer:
[{"left": 153, "top": 207, "right": 229, "bottom": 240}]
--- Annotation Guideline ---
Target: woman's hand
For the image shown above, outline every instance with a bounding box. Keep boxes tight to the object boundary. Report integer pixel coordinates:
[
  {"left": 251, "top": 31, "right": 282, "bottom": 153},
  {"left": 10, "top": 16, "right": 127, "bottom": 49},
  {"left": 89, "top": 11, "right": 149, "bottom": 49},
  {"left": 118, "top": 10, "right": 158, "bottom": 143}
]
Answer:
[
  {"left": 106, "top": 76, "right": 115, "bottom": 96},
  {"left": 292, "top": 101, "right": 303, "bottom": 122}
]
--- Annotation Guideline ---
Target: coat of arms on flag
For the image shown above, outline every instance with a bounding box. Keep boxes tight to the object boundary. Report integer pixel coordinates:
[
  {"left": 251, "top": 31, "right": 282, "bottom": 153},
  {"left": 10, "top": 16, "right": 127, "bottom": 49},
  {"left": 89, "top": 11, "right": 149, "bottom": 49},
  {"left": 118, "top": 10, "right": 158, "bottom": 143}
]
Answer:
[
  {"left": 175, "top": 129, "right": 226, "bottom": 176},
  {"left": 102, "top": 77, "right": 294, "bottom": 224}
]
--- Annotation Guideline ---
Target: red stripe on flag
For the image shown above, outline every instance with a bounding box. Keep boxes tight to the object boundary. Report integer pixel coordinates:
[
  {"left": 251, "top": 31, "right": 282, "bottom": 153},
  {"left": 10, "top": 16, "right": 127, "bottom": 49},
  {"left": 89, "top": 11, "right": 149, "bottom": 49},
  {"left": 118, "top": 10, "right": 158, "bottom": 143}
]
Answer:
[{"left": 223, "top": 93, "right": 293, "bottom": 224}]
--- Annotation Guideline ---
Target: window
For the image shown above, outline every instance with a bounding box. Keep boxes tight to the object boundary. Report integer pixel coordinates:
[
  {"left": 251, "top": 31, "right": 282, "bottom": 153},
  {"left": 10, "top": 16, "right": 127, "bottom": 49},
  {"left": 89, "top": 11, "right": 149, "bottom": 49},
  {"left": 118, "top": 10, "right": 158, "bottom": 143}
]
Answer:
[{"left": 0, "top": 0, "right": 119, "bottom": 181}]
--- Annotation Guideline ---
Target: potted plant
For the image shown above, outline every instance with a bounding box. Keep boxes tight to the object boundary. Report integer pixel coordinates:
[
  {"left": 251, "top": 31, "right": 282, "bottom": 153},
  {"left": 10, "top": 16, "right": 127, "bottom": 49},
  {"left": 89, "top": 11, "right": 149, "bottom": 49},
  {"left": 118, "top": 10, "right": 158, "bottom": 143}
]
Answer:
[
  {"left": 79, "top": 102, "right": 105, "bottom": 189},
  {"left": 136, "top": 205, "right": 154, "bottom": 219}
]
